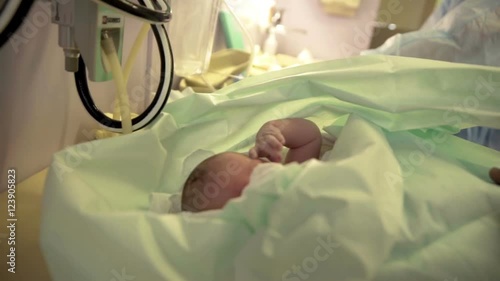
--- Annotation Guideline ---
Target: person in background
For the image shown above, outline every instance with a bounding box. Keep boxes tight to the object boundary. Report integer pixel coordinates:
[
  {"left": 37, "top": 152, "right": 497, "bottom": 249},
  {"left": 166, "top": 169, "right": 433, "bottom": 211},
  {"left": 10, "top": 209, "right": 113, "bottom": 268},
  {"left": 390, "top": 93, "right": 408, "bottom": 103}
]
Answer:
[{"left": 363, "top": 0, "right": 500, "bottom": 151}]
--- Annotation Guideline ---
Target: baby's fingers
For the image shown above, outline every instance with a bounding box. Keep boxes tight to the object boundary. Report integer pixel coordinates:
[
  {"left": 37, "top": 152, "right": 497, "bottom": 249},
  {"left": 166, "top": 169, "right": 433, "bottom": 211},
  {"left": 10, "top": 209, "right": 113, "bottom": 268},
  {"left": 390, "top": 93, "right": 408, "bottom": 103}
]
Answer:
[
  {"left": 274, "top": 132, "right": 285, "bottom": 145},
  {"left": 267, "top": 151, "right": 282, "bottom": 163},
  {"left": 257, "top": 142, "right": 282, "bottom": 163},
  {"left": 257, "top": 141, "right": 281, "bottom": 158},
  {"left": 263, "top": 135, "right": 283, "bottom": 150},
  {"left": 249, "top": 147, "right": 258, "bottom": 159}
]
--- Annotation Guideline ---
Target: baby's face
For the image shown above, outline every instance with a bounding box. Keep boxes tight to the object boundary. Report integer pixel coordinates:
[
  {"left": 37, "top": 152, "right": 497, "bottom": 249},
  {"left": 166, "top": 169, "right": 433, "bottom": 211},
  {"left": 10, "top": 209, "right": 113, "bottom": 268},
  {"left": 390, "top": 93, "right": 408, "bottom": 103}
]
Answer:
[{"left": 204, "top": 153, "right": 264, "bottom": 210}]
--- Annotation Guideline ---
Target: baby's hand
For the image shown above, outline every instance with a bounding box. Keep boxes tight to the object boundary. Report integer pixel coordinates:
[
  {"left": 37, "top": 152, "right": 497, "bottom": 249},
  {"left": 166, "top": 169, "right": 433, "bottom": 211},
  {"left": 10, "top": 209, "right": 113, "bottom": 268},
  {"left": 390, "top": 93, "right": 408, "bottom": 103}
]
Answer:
[{"left": 249, "top": 121, "right": 286, "bottom": 163}]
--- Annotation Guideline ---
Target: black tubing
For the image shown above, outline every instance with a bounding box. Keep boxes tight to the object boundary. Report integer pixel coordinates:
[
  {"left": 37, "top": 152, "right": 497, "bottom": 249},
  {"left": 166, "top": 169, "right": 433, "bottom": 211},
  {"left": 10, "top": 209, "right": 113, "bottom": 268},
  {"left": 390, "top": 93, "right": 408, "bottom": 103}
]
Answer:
[
  {"left": 0, "top": 0, "right": 36, "bottom": 49},
  {"left": 98, "top": 0, "right": 171, "bottom": 23},
  {"left": 74, "top": 23, "right": 173, "bottom": 131}
]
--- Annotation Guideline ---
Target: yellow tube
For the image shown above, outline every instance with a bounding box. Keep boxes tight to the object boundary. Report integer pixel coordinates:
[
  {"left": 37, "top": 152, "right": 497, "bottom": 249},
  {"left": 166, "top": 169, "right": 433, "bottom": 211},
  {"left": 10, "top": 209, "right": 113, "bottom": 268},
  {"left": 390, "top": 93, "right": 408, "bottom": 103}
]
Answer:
[
  {"left": 101, "top": 32, "right": 133, "bottom": 135},
  {"left": 124, "top": 23, "right": 150, "bottom": 82},
  {"left": 113, "top": 23, "right": 151, "bottom": 120}
]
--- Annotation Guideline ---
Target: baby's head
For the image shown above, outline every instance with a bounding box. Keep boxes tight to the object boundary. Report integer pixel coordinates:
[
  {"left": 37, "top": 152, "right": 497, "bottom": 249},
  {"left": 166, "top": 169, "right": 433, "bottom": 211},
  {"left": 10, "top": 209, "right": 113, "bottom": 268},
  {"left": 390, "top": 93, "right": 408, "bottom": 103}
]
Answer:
[{"left": 181, "top": 152, "right": 263, "bottom": 212}]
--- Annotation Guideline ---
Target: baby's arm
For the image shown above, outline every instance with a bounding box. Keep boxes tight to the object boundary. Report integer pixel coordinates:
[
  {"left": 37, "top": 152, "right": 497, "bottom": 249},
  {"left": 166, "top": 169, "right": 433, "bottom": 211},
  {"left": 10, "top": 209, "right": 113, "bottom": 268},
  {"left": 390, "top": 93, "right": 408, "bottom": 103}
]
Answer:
[{"left": 249, "top": 118, "right": 322, "bottom": 163}]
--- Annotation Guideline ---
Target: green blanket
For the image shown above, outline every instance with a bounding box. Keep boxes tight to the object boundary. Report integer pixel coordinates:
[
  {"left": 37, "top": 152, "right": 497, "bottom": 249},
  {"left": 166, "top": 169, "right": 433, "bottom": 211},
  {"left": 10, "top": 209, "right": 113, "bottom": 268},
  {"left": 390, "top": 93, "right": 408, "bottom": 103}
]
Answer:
[{"left": 41, "top": 55, "right": 500, "bottom": 281}]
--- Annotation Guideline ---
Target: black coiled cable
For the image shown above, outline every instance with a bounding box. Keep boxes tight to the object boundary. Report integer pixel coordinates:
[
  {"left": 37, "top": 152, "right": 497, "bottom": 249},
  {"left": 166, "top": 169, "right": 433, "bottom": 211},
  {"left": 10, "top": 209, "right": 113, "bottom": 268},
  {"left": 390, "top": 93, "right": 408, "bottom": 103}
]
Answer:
[{"left": 74, "top": 22, "right": 174, "bottom": 131}]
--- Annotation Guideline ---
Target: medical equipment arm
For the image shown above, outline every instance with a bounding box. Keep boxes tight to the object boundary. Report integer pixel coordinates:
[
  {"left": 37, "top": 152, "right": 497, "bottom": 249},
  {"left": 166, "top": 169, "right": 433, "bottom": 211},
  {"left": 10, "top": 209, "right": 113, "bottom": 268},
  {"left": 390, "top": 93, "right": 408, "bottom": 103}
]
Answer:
[
  {"left": 0, "top": 0, "right": 175, "bottom": 133},
  {"left": 74, "top": 17, "right": 173, "bottom": 132}
]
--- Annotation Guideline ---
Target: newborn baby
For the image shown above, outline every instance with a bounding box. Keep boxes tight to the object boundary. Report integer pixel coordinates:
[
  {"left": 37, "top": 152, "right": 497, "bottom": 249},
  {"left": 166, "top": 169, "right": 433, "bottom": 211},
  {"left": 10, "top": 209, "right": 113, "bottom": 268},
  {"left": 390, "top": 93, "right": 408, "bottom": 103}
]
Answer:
[{"left": 181, "top": 118, "right": 322, "bottom": 212}]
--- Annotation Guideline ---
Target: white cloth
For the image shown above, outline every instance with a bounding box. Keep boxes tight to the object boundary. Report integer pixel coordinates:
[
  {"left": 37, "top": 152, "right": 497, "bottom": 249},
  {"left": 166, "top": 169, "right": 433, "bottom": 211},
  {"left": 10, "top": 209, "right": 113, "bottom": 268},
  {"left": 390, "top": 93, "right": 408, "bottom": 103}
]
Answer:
[{"left": 149, "top": 192, "right": 182, "bottom": 214}]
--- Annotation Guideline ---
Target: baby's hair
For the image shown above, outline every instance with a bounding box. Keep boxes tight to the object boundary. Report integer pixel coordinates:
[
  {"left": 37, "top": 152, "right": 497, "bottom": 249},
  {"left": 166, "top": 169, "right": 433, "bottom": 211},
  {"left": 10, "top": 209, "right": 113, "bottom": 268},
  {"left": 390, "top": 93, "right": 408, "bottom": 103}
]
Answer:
[{"left": 181, "top": 153, "right": 223, "bottom": 212}]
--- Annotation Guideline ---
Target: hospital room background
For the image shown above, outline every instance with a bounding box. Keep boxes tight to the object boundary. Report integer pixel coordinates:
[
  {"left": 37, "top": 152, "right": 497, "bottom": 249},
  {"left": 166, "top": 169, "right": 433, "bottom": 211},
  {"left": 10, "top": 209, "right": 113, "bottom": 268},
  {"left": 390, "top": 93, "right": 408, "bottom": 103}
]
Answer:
[
  {"left": 2, "top": 0, "right": 483, "bottom": 191},
  {"left": 0, "top": 0, "right": 499, "bottom": 280}
]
